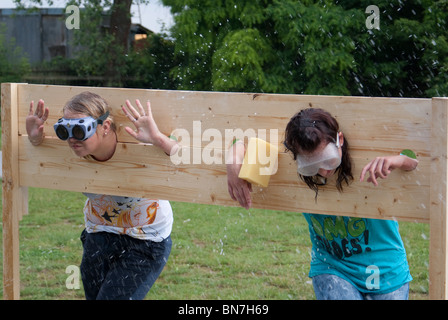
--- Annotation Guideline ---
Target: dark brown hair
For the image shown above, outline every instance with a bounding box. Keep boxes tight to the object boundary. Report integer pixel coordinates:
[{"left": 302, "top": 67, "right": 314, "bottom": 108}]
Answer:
[{"left": 284, "top": 108, "right": 353, "bottom": 198}]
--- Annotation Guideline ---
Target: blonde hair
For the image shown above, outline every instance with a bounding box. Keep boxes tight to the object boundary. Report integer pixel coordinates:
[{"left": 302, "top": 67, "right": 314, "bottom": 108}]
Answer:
[{"left": 63, "top": 91, "right": 116, "bottom": 132}]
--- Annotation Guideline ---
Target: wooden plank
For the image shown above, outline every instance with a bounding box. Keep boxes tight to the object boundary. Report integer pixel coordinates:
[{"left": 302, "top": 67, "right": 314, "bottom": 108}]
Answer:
[
  {"left": 429, "top": 98, "right": 448, "bottom": 300},
  {"left": 17, "top": 84, "right": 431, "bottom": 152},
  {"left": 19, "top": 136, "right": 429, "bottom": 222},
  {"left": 1, "top": 83, "right": 28, "bottom": 300},
  {"left": 15, "top": 84, "right": 431, "bottom": 222}
]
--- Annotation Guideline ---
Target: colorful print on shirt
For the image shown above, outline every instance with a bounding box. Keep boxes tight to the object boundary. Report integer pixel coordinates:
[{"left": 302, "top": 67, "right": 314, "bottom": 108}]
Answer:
[
  {"left": 85, "top": 195, "right": 159, "bottom": 228},
  {"left": 302, "top": 213, "right": 412, "bottom": 294},
  {"left": 82, "top": 193, "right": 174, "bottom": 241}
]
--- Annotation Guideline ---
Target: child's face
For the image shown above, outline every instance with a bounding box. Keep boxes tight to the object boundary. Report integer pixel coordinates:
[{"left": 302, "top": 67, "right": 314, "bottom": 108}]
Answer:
[
  {"left": 63, "top": 111, "right": 102, "bottom": 158},
  {"left": 296, "top": 132, "right": 344, "bottom": 179}
]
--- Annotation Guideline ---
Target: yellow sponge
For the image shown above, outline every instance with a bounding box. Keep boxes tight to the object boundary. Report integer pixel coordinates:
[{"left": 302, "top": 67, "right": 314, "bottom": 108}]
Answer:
[{"left": 238, "top": 137, "right": 278, "bottom": 187}]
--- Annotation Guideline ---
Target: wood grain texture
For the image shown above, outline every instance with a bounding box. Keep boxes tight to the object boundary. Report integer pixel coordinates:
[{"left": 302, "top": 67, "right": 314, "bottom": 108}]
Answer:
[
  {"left": 15, "top": 84, "right": 431, "bottom": 222},
  {"left": 18, "top": 137, "right": 429, "bottom": 223},
  {"left": 429, "top": 98, "right": 448, "bottom": 299},
  {"left": 1, "top": 83, "right": 28, "bottom": 300}
]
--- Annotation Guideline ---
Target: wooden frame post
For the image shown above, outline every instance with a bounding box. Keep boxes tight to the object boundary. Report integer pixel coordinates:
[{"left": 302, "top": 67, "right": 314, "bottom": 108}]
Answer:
[
  {"left": 1, "top": 83, "right": 29, "bottom": 300},
  {"left": 429, "top": 98, "right": 448, "bottom": 300}
]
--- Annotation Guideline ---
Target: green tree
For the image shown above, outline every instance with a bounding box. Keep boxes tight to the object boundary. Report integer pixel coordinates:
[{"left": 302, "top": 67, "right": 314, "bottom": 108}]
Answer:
[
  {"left": 338, "top": 0, "right": 446, "bottom": 97},
  {"left": 125, "top": 32, "right": 178, "bottom": 89},
  {"left": 163, "top": 0, "right": 448, "bottom": 97},
  {"left": 163, "top": 0, "right": 366, "bottom": 94},
  {"left": 419, "top": 1, "right": 448, "bottom": 97},
  {"left": 164, "top": 0, "right": 278, "bottom": 92},
  {"left": 267, "top": 0, "right": 364, "bottom": 95}
]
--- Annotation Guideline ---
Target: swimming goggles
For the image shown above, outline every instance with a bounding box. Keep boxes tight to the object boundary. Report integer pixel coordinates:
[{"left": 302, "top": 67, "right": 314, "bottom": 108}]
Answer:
[
  {"left": 296, "top": 133, "right": 341, "bottom": 176},
  {"left": 53, "top": 111, "right": 109, "bottom": 141}
]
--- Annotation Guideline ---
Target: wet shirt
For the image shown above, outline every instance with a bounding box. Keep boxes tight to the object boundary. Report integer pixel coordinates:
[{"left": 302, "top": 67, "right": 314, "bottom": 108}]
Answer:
[
  {"left": 303, "top": 213, "right": 412, "bottom": 294},
  {"left": 83, "top": 193, "right": 173, "bottom": 242}
]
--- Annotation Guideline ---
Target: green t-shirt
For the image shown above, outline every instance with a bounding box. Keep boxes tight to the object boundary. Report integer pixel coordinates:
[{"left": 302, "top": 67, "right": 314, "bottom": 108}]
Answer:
[{"left": 303, "top": 213, "right": 412, "bottom": 294}]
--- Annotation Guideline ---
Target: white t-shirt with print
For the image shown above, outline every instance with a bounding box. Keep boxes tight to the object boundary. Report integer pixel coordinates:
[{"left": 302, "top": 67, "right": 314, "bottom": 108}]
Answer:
[{"left": 83, "top": 193, "right": 173, "bottom": 242}]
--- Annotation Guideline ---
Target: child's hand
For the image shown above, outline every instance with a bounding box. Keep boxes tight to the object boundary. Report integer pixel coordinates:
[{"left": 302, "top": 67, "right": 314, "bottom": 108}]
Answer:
[
  {"left": 226, "top": 141, "right": 253, "bottom": 209},
  {"left": 26, "top": 99, "right": 49, "bottom": 146},
  {"left": 360, "top": 155, "right": 418, "bottom": 186},
  {"left": 122, "top": 99, "right": 163, "bottom": 145},
  {"left": 122, "top": 99, "right": 177, "bottom": 155}
]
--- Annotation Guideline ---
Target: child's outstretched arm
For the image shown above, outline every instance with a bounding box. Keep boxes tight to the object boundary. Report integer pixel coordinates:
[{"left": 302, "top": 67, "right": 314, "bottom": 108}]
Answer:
[
  {"left": 122, "top": 99, "right": 178, "bottom": 156},
  {"left": 360, "top": 153, "right": 419, "bottom": 186}
]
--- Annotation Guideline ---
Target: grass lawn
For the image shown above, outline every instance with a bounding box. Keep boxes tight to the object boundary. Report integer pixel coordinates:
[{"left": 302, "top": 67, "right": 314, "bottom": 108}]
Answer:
[{"left": 0, "top": 187, "right": 429, "bottom": 300}]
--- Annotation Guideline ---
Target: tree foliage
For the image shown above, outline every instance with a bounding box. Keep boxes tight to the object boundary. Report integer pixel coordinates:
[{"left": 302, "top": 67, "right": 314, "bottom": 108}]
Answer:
[
  {"left": 163, "top": 0, "right": 448, "bottom": 97},
  {"left": 8, "top": 0, "right": 448, "bottom": 97},
  {"left": 125, "top": 32, "right": 177, "bottom": 89}
]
